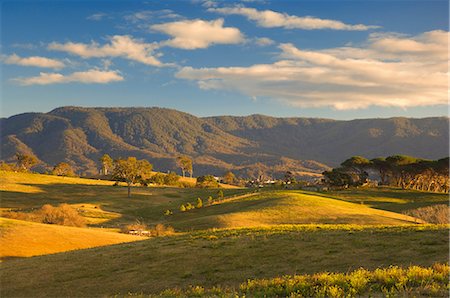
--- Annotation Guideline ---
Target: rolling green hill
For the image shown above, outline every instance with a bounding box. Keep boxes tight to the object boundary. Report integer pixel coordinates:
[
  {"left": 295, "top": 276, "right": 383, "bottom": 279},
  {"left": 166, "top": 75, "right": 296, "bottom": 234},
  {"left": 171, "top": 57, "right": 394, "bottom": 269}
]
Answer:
[
  {"left": 1, "top": 171, "right": 448, "bottom": 297},
  {"left": 2, "top": 106, "right": 448, "bottom": 177},
  {"left": 0, "top": 171, "right": 427, "bottom": 232},
  {"left": 1, "top": 225, "right": 448, "bottom": 297}
]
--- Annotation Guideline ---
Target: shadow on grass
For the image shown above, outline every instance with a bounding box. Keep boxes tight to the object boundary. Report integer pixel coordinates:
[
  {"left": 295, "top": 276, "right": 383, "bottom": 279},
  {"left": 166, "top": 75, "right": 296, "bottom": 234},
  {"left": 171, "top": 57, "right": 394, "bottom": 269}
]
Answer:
[
  {"left": 292, "top": 187, "right": 448, "bottom": 212},
  {"left": 0, "top": 182, "right": 251, "bottom": 229}
]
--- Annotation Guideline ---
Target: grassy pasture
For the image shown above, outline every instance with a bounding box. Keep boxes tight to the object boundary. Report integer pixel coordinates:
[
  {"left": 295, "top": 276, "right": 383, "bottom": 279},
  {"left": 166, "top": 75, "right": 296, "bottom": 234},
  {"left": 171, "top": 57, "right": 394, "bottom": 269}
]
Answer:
[
  {"left": 0, "top": 171, "right": 249, "bottom": 228},
  {"left": 0, "top": 171, "right": 448, "bottom": 297},
  {"left": 160, "top": 264, "right": 449, "bottom": 297},
  {"left": 1, "top": 171, "right": 427, "bottom": 233},
  {"left": 314, "top": 187, "right": 449, "bottom": 213},
  {"left": 1, "top": 225, "right": 448, "bottom": 297},
  {"left": 0, "top": 217, "right": 144, "bottom": 260}
]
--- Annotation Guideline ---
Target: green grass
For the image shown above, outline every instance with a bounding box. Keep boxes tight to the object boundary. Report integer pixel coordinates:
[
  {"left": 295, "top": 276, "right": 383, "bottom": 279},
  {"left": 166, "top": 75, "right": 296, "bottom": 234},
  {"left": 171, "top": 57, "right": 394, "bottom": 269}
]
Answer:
[
  {"left": 0, "top": 171, "right": 249, "bottom": 228},
  {"left": 1, "top": 225, "right": 448, "bottom": 297},
  {"left": 1, "top": 171, "right": 448, "bottom": 297},
  {"left": 312, "top": 187, "right": 449, "bottom": 213},
  {"left": 158, "top": 264, "right": 450, "bottom": 297},
  {"left": 1, "top": 172, "right": 426, "bottom": 232}
]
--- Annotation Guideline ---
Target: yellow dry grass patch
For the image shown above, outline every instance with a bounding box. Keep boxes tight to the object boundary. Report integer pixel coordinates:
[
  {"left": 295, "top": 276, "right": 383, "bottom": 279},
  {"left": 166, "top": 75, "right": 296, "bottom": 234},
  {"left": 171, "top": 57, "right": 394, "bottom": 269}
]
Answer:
[
  {"left": 0, "top": 217, "right": 144, "bottom": 260},
  {"left": 71, "top": 203, "right": 122, "bottom": 225},
  {"left": 0, "top": 170, "right": 116, "bottom": 194}
]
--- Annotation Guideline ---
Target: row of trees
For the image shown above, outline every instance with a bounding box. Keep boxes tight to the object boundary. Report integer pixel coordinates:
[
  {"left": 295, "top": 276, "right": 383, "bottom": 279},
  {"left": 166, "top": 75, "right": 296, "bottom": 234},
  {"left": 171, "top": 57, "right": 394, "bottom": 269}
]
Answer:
[
  {"left": 6, "top": 153, "right": 75, "bottom": 176},
  {"left": 323, "top": 155, "right": 449, "bottom": 193}
]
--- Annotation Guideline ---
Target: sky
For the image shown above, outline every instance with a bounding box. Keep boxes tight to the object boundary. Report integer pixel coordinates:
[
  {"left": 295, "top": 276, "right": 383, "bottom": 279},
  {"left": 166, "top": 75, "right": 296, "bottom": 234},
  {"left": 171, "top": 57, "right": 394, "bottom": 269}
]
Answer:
[{"left": 0, "top": 0, "right": 448, "bottom": 119}]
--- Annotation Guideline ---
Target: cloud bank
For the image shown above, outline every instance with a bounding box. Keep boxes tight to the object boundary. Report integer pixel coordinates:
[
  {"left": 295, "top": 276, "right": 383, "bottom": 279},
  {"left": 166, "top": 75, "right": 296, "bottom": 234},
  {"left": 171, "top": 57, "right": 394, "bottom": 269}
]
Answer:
[
  {"left": 48, "top": 35, "right": 165, "bottom": 66},
  {"left": 151, "top": 18, "right": 244, "bottom": 49},
  {"left": 14, "top": 69, "right": 124, "bottom": 85},
  {"left": 176, "top": 30, "right": 448, "bottom": 109},
  {"left": 4, "top": 54, "right": 65, "bottom": 69},
  {"left": 209, "top": 6, "right": 379, "bottom": 30}
]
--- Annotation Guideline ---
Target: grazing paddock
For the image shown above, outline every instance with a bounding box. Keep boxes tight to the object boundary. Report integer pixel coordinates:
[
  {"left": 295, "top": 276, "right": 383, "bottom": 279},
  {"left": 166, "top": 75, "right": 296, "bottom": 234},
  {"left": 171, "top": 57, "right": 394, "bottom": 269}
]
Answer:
[{"left": 0, "top": 225, "right": 447, "bottom": 297}]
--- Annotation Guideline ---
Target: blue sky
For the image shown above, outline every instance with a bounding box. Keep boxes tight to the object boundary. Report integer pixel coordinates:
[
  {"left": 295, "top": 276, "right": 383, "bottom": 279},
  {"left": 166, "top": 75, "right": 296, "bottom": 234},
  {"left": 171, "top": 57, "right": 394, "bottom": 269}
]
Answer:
[{"left": 1, "top": 0, "right": 448, "bottom": 119}]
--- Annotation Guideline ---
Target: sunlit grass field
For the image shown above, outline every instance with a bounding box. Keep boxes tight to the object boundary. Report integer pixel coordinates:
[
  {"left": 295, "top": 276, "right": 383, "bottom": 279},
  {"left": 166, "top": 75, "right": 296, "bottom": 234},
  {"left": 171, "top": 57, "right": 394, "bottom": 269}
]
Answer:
[
  {"left": 1, "top": 225, "right": 448, "bottom": 297},
  {"left": 0, "top": 171, "right": 448, "bottom": 297},
  {"left": 0, "top": 217, "right": 144, "bottom": 260},
  {"left": 158, "top": 263, "right": 449, "bottom": 297},
  {"left": 1, "top": 171, "right": 426, "bottom": 231}
]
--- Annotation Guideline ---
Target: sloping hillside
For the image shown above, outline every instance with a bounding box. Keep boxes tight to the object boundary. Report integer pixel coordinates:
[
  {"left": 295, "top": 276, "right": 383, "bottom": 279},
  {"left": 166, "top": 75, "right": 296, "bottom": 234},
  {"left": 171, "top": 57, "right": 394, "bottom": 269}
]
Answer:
[
  {"left": 1, "top": 106, "right": 448, "bottom": 177},
  {"left": 1, "top": 225, "right": 447, "bottom": 297},
  {"left": 206, "top": 115, "right": 449, "bottom": 165},
  {"left": 164, "top": 191, "right": 423, "bottom": 231},
  {"left": 0, "top": 217, "right": 144, "bottom": 259}
]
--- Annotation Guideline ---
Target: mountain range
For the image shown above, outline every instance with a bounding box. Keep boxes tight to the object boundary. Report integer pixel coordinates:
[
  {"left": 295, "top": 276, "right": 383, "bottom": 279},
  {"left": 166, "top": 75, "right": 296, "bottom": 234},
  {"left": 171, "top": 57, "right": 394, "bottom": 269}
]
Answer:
[{"left": 1, "top": 106, "right": 448, "bottom": 178}]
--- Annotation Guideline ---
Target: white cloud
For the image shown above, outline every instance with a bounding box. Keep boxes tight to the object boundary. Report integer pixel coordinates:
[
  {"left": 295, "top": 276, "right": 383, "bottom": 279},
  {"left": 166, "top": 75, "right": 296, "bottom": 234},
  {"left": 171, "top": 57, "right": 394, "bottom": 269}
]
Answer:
[
  {"left": 87, "top": 13, "right": 107, "bottom": 21},
  {"left": 14, "top": 69, "right": 124, "bottom": 85},
  {"left": 254, "top": 37, "right": 274, "bottom": 46},
  {"left": 176, "top": 30, "right": 448, "bottom": 110},
  {"left": 4, "top": 54, "right": 65, "bottom": 69},
  {"left": 48, "top": 35, "right": 166, "bottom": 67},
  {"left": 209, "top": 6, "right": 379, "bottom": 31},
  {"left": 151, "top": 18, "right": 244, "bottom": 49},
  {"left": 124, "top": 9, "right": 181, "bottom": 23}
]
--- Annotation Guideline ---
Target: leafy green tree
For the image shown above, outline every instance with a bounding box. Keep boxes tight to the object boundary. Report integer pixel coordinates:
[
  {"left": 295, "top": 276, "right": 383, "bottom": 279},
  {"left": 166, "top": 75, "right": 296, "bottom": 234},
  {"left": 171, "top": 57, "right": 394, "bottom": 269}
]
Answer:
[
  {"left": 15, "top": 153, "right": 38, "bottom": 172},
  {"left": 112, "top": 157, "right": 153, "bottom": 197},
  {"left": 196, "top": 198, "right": 203, "bottom": 208},
  {"left": 177, "top": 156, "right": 193, "bottom": 177},
  {"left": 99, "top": 154, "right": 113, "bottom": 175},
  {"left": 217, "top": 189, "right": 224, "bottom": 200},
  {"left": 180, "top": 204, "right": 186, "bottom": 212},
  {"left": 370, "top": 157, "right": 389, "bottom": 185},
  {"left": 223, "top": 171, "right": 236, "bottom": 185},
  {"left": 196, "top": 175, "right": 219, "bottom": 188},
  {"left": 164, "top": 172, "right": 180, "bottom": 185},
  {"left": 322, "top": 168, "right": 353, "bottom": 187},
  {"left": 149, "top": 173, "right": 166, "bottom": 185},
  {"left": 52, "top": 162, "right": 75, "bottom": 177},
  {"left": 207, "top": 196, "right": 213, "bottom": 205}
]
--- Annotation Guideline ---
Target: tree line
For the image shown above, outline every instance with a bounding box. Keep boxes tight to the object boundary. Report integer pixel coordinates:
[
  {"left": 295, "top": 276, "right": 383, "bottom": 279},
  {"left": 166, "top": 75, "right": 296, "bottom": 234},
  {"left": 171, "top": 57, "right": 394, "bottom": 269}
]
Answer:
[
  {"left": 3, "top": 152, "right": 239, "bottom": 197},
  {"left": 323, "top": 155, "right": 449, "bottom": 193}
]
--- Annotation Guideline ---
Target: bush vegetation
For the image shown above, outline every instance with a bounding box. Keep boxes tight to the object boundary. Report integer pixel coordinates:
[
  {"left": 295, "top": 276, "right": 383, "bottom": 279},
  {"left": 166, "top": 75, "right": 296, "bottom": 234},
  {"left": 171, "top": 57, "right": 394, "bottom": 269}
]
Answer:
[
  {"left": 2, "top": 204, "right": 86, "bottom": 227},
  {"left": 159, "top": 264, "right": 449, "bottom": 297},
  {"left": 121, "top": 221, "right": 175, "bottom": 237},
  {"left": 403, "top": 204, "right": 449, "bottom": 224},
  {"left": 196, "top": 175, "right": 219, "bottom": 188}
]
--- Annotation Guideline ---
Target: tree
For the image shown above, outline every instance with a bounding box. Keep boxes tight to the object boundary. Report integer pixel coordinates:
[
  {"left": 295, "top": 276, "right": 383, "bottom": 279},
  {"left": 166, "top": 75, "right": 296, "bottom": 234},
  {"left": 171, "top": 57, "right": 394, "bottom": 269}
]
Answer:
[
  {"left": 370, "top": 157, "right": 389, "bottom": 185},
  {"left": 223, "top": 171, "right": 236, "bottom": 185},
  {"left": 164, "top": 172, "right": 180, "bottom": 185},
  {"left": 15, "top": 153, "right": 38, "bottom": 172},
  {"left": 217, "top": 189, "right": 224, "bottom": 200},
  {"left": 149, "top": 173, "right": 166, "bottom": 185},
  {"left": 52, "top": 162, "right": 75, "bottom": 177},
  {"left": 99, "top": 154, "right": 113, "bottom": 175},
  {"left": 196, "top": 175, "right": 219, "bottom": 188},
  {"left": 196, "top": 198, "right": 203, "bottom": 208},
  {"left": 112, "top": 157, "right": 153, "bottom": 197},
  {"left": 284, "top": 171, "right": 296, "bottom": 184},
  {"left": 177, "top": 156, "right": 193, "bottom": 177},
  {"left": 322, "top": 168, "right": 353, "bottom": 187},
  {"left": 340, "top": 156, "right": 370, "bottom": 185}
]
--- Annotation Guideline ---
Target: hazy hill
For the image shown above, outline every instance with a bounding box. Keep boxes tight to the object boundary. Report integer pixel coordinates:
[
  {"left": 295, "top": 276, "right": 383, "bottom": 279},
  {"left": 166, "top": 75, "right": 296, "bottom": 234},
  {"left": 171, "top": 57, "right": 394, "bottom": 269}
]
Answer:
[{"left": 1, "top": 106, "right": 448, "bottom": 177}]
